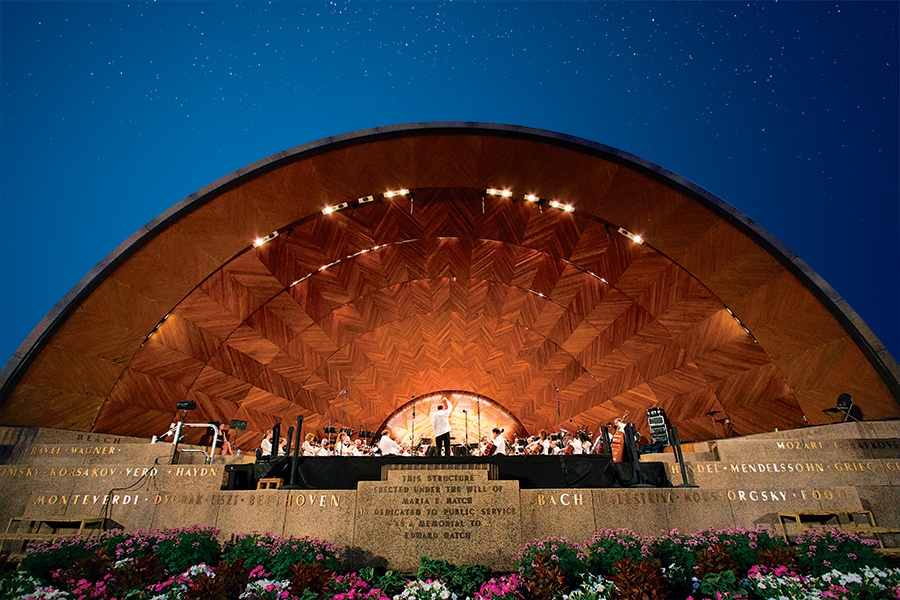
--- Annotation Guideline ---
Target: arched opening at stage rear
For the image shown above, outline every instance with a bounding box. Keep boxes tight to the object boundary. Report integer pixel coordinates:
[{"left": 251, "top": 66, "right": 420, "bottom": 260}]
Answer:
[{"left": 379, "top": 391, "right": 526, "bottom": 450}]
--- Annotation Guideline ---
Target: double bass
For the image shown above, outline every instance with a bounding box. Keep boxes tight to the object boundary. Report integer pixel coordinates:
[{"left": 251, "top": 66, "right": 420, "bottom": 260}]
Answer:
[{"left": 610, "top": 411, "right": 630, "bottom": 463}]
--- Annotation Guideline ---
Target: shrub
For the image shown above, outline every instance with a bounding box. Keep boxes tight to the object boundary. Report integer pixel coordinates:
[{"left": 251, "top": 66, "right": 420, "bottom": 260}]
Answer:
[
  {"left": 183, "top": 556, "right": 251, "bottom": 600},
  {"left": 561, "top": 573, "right": 615, "bottom": 600},
  {"left": 513, "top": 537, "right": 587, "bottom": 600},
  {"left": 358, "top": 566, "right": 409, "bottom": 598},
  {"left": 223, "top": 533, "right": 340, "bottom": 580},
  {"left": 20, "top": 534, "right": 101, "bottom": 582},
  {"left": 693, "top": 544, "right": 739, "bottom": 579},
  {"left": 473, "top": 573, "right": 527, "bottom": 600},
  {"left": 417, "top": 557, "right": 493, "bottom": 599},
  {"left": 745, "top": 563, "right": 900, "bottom": 599},
  {"left": 153, "top": 525, "right": 221, "bottom": 575},
  {"left": 330, "top": 572, "right": 391, "bottom": 600},
  {"left": 792, "top": 526, "right": 887, "bottom": 576},
  {"left": 697, "top": 526, "right": 786, "bottom": 574},
  {"left": 645, "top": 530, "right": 696, "bottom": 595},
  {"left": 147, "top": 562, "right": 218, "bottom": 599},
  {"left": 582, "top": 529, "right": 646, "bottom": 577},
  {"left": 607, "top": 556, "right": 667, "bottom": 600},
  {"left": 289, "top": 561, "right": 333, "bottom": 598},
  {"left": 393, "top": 579, "right": 458, "bottom": 600}
]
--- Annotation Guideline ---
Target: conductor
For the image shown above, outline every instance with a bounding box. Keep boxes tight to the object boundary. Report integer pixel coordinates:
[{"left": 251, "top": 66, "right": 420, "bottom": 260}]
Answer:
[{"left": 431, "top": 396, "right": 454, "bottom": 457}]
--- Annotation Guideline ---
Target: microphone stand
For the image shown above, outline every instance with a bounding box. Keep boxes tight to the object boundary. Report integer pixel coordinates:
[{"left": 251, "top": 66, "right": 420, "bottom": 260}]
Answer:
[
  {"left": 463, "top": 409, "right": 469, "bottom": 448},
  {"left": 706, "top": 410, "right": 720, "bottom": 439},
  {"left": 410, "top": 396, "right": 416, "bottom": 449},
  {"left": 671, "top": 426, "right": 698, "bottom": 488},
  {"left": 477, "top": 397, "right": 482, "bottom": 446}
]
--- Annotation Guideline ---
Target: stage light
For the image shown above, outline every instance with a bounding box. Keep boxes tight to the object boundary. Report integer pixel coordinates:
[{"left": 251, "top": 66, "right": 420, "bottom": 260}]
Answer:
[
  {"left": 524, "top": 194, "right": 540, "bottom": 203},
  {"left": 176, "top": 400, "right": 196, "bottom": 411},
  {"left": 617, "top": 227, "right": 644, "bottom": 245},
  {"left": 384, "top": 189, "right": 409, "bottom": 198},
  {"left": 357, "top": 195, "right": 375, "bottom": 204},
  {"left": 322, "top": 202, "right": 349, "bottom": 215},
  {"left": 486, "top": 188, "right": 512, "bottom": 197},
  {"left": 548, "top": 200, "right": 574, "bottom": 213},
  {"left": 253, "top": 231, "right": 279, "bottom": 247}
]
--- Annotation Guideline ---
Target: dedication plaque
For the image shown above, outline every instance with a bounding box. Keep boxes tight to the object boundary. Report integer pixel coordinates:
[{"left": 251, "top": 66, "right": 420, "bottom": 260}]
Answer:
[{"left": 354, "top": 465, "right": 521, "bottom": 571}]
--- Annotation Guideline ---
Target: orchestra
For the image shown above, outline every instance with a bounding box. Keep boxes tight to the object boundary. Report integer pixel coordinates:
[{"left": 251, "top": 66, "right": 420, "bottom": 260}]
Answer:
[{"left": 255, "top": 413, "right": 640, "bottom": 459}]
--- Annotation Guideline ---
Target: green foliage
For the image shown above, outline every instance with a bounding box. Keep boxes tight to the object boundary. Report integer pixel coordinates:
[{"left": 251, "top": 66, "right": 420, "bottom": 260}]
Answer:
[
  {"left": 693, "top": 544, "right": 740, "bottom": 579},
  {"left": 0, "top": 570, "right": 46, "bottom": 600},
  {"left": 8, "top": 524, "right": 900, "bottom": 600},
  {"left": 607, "top": 557, "right": 667, "bottom": 600},
  {"left": 710, "top": 527, "right": 787, "bottom": 574},
  {"left": 19, "top": 536, "right": 95, "bottom": 582},
  {"left": 793, "top": 526, "right": 887, "bottom": 576},
  {"left": 417, "top": 556, "right": 493, "bottom": 599},
  {"left": 645, "top": 532, "right": 696, "bottom": 595},
  {"left": 358, "top": 566, "right": 409, "bottom": 597},
  {"left": 697, "top": 569, "right": 740, "bottom": 596},
  {"left": 583, "top": 529, "right": 645, "bottom": 577},
  {"left": 153, "top": 525, "right": 220, "bottom": 575},
  {"left": 561, "top": 573, "right": 615, "bottom": 600},
  {"left": 223, "top": 533, "right": 340, "bottom": 580},
  {"left": 394, "top": 579, "right": 459, "bottom": 600},
  {"left": 514, "top": 537, "right": 587, "bottom": 600}
]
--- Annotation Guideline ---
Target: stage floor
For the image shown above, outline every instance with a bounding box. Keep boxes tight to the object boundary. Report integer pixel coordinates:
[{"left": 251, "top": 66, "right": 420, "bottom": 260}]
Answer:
[{"left": 224, "top": 454, "right": 670, "bottom": 490}]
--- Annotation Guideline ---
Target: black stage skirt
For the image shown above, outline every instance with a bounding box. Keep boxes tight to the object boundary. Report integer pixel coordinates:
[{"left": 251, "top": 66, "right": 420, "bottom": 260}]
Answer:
[{"left": 224, "top": 455, "right": 669, "bottom": 490}]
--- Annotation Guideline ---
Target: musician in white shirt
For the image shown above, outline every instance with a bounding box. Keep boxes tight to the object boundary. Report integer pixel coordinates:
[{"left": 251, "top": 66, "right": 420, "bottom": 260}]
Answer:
[
  {"left": 431, "top": 397, "right": 454, "bottom": 457},
  {"left": 335, "top": 432, "right": 357, "bottom": 456},
  {"left": 491, "top": 427, "right": 508, "bottom": 455},
  {"left": 259, "top": 430, "right": 273, "bottom": 457},
  {"left": 301, "top": 433, "right": 319, "bottom": 456},
  {"left": 377, "top": 429, "right": 402, "bottom": 455}
]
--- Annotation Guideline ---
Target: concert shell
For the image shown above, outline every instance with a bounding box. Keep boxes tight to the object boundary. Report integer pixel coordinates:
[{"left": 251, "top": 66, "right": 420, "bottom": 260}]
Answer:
[{"left": 2, "top": 123, "right": 898, "bottom": 449}]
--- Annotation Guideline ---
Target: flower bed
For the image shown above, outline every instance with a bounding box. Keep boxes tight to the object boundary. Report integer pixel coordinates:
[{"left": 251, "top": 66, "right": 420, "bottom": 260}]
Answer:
[{"left": 1, "top": 525, "right": 898, "bottom": 599}]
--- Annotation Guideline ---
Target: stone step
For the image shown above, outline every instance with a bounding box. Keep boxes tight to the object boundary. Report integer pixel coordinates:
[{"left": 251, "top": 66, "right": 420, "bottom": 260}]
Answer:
[
  {"left": 7, "top": 442, "right": 175, "bottom": 466},
  {"left": 660, "top": 457, "right": 900, "bottom": 488},
  {"left": 714, "top": 436, "right": 900, "bottom": 462}
]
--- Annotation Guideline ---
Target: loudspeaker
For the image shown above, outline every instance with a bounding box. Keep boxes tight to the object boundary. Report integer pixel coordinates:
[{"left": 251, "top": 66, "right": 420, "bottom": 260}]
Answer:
[{"left": 647, "top": 407, "right": 671, "bottom": 446}]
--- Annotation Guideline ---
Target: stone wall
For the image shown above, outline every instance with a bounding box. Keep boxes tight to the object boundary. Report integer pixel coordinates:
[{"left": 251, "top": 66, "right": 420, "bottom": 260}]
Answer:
[{"left": 0, "top": 421, "right": 897, "bottom": 571}]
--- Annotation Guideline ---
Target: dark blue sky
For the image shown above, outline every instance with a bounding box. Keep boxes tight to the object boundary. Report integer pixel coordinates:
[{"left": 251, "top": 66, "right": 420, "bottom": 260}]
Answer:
[{"left": 2, "top": 1, "right": 898, "bottom": 368}]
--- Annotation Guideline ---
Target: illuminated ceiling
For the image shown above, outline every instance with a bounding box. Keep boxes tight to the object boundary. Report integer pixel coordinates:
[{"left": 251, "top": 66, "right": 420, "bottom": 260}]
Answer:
[{"left": 1, "top": 124, "right": 897, "bottom": 449}]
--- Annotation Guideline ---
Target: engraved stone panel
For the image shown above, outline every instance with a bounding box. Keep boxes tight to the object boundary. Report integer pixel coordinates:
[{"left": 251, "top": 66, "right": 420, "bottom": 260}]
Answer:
[
  {"left": 215, "top": 489, "right": 288, "bottom": 540},
  {"left": 283, "top": 490, "right": 357, "bottom": 547},
  {"left": 520, "top": 489, "right": 595, "bottom": 543},
  {"left": 354, "top": 465, "right": 520, "bottom": 572}
]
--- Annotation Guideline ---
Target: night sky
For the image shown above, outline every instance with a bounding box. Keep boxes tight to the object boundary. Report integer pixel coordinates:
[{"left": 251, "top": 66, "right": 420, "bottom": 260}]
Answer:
[{"left": 2, "top": 1, "right": 898, "bottom": 370}]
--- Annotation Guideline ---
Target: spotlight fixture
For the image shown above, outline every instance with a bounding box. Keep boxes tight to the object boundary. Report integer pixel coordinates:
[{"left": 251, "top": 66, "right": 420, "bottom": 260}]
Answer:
[
  {"left": 723, "top": 306, "right": 757, "bottom": 341},
  {"left": 524, "top": 194, "right": 541, "bottom": 203},
  {"left": 253, "top": 231, "right": 279, "bottom": 248},
  {"left": 384, "top": 189, "right": 409, "bottom": 198},
  {"left": 357, "top": 195, "right": 375, "bottom": 204},
  {"left": 322, "top": 202, "right": 350, "bottom": 215},
  {"left": 548, "top": 200, "right": 574, "bottom": 213},
  {"left": 176, "top": 400, "right": 196, "bottom": 411},
  {"left": 617, "top": 227, "right": 644, "bottom": 245},
  {"left": 485, "top": 188, "right": 513, "bottom": 197}
]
